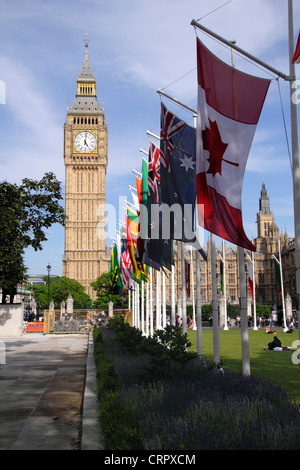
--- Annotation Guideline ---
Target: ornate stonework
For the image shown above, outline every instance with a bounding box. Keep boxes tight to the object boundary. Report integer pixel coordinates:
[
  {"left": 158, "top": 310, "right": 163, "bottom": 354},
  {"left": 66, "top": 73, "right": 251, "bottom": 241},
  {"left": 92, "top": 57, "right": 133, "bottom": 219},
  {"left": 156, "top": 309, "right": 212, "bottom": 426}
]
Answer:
[{"left": 63, "top": 37, "right": 109, "bottom": 299}]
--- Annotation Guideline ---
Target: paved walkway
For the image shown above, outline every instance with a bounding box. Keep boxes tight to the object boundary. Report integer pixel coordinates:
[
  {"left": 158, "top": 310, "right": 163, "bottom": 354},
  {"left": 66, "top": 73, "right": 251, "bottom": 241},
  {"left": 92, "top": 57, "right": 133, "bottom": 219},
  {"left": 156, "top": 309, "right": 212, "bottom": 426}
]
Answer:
[{"left": 0, "top": 332, "right": 103, "bottom": 450}]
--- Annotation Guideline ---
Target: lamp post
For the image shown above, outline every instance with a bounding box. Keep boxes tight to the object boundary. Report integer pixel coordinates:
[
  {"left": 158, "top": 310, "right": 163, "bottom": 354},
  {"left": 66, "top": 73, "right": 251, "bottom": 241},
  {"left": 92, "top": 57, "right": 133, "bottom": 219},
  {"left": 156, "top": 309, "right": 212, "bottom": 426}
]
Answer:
[{"left": 47, "top": 263, "right": 51, "bottom": 308}]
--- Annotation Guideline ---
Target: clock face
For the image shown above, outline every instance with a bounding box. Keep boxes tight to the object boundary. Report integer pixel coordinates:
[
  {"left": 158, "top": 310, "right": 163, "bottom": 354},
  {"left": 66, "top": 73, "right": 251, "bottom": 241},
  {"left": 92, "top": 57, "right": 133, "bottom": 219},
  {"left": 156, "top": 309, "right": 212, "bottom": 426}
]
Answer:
[{"left": 74, "top": 131, "right": 96, "bottom": 152}]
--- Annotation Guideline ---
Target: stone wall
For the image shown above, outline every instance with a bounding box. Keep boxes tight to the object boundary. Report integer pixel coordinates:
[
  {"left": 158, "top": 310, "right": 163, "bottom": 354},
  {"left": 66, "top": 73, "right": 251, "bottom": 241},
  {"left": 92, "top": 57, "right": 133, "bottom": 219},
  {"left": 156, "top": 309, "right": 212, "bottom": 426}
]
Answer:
[{"left": 0, "top": 303, "right": 23, "bottom": 337}]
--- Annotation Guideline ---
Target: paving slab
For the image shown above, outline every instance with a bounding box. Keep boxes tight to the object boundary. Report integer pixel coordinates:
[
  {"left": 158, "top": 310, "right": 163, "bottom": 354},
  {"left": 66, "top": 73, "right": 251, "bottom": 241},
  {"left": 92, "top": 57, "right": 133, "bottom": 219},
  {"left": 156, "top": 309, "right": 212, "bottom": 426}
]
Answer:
[{"left": 0, "top": 332, "right": 102, "bottom": 450}]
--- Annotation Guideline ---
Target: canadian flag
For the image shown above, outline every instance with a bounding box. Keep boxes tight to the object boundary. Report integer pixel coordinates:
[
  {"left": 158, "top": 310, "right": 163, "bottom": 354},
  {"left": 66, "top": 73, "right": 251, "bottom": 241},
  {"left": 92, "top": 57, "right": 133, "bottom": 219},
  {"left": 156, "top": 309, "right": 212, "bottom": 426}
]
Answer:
[
  {"left": 196, "top": 38, "right": 271, "bottom": 251},
  {"left": 248, "top": 257, "right": 254, "bottom": 299},
  {"left": 292, "top": 32, "right": 300, "bottom": 64}
]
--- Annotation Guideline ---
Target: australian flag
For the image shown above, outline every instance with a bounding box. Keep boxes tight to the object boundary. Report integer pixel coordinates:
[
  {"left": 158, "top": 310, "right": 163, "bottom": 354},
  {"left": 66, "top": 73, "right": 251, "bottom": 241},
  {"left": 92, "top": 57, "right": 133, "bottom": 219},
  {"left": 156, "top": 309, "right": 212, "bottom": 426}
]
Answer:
[{"left": 160, "top": 102, "right": 206, "bottom": 259}]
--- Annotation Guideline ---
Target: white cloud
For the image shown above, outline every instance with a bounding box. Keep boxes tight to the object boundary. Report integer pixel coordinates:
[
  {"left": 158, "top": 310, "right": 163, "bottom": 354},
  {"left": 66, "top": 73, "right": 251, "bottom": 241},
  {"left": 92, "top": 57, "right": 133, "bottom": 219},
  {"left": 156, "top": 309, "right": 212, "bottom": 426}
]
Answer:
[{"left": 0, "top": 55, "right": 63, "bottom": 183}]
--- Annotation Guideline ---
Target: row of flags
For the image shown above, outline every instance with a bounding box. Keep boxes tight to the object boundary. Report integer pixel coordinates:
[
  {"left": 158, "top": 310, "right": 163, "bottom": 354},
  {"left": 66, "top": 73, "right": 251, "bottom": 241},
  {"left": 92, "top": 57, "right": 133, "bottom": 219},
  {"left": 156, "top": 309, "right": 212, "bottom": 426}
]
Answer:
[{"left": 110, "top": 33, "right": 297, "bottom": 297}]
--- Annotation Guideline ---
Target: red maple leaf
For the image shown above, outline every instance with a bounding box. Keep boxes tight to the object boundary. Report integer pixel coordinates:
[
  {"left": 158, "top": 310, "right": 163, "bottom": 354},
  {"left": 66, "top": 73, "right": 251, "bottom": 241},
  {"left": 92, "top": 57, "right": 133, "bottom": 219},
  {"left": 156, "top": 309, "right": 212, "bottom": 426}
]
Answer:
[{"left": 202, "top": 118, "right": 238, "bottom": 176}]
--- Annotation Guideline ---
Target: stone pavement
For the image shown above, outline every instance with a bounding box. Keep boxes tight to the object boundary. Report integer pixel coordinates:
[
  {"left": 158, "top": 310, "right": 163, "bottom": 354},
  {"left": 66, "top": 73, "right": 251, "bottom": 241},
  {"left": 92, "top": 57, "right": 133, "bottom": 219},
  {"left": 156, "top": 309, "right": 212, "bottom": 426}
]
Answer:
[{"left": 0, "top": 332, "right": 103, "bottom": 450}]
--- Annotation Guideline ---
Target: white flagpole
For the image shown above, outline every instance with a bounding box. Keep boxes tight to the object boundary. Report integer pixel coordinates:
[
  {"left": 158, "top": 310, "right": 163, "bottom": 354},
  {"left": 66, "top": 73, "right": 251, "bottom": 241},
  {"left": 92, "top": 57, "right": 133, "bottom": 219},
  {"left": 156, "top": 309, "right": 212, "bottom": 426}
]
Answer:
[
  {"left": 231, "top": 41, "right": 250, "bottom": 375},
  {"left": 150, "top": 268, "right": 154, "bottom": 337},
  {"left": 211, "top": 233, "right": 220, "bottom": 365},
  {"left": 156, "top": 269, "right": 161, "bottom": 329},
  {"left": 190, "top": 247, "right": 196, "bottom": 329},
  {"left": 251, "top": 251, "right": 258, "bottom": 330},
  {"left": 137, "top": 280, "right": 140, "bottom": 329},
  {"left": 141, "top": 279, "right": 144, "bottom": 334},
  {"left": 196, "top": 247, "right": 202, "bottom": 356},
  {"left": 222, "top": 240, "right": 228, "bottom": 330},
  {"left": 274, "top": 240, "right": 288, "bottom": 331},
  {"left": 288, "top": 0, "right": 300, "bottom": 344},
  {"left": 181, "top": 242, "right": 187, "bottom": 334},
  {"left": 132, "top": 281, "right": 135, "bottom": 327},
  {"left": 171, "top": 264, "right": 176, "bottom": 326},
  {"left": 238, "top": 246, "right": 251, "bottom": 375},
  {"left": 128, "top": 282, "right": 131, "bottom": 310},
  {"left": 162, "top": 270, "right": 166, "bottom": 328},
  {"left": 146, "top": 278, "right": 149, "bottom": 337}
]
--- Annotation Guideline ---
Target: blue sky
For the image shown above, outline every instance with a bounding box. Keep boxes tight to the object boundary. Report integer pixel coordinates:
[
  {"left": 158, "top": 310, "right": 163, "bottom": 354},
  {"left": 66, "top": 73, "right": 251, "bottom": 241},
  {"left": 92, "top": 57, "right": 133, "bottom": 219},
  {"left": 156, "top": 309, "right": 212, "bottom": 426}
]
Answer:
[{"left": 0, "top": 0, "right": 299, "bottom": 277}]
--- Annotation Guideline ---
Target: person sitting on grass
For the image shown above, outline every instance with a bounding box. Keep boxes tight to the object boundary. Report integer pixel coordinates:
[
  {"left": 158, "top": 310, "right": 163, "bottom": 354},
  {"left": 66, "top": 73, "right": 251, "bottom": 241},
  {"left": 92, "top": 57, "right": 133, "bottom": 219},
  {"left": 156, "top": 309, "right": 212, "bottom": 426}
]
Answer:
[{"left": 264, "top": 335, "right": 291, "bottom": 351}]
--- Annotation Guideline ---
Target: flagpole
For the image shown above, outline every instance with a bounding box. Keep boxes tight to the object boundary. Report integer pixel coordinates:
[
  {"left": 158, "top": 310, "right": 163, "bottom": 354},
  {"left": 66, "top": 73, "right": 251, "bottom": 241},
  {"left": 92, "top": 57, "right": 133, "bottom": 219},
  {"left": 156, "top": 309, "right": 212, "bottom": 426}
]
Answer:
[
  {"left": 288, "top": 0, "right": 300, "bottom": 343},
  {"left": 156, "top": 269, "right": 161, "bottom": 330},
  {"left": 196, "top": 246, "right": 202, "bottom": 356},
  {"left": 181, "top": 242, "right": 187, "bottom": 334},
  {"left": 238, "top": 246, "right": 251, "bottom": 375},
  {"left": 128, "top": 281, "right": 131, "bottom": 310},
  {"left": 150, "top": 267, "right": 154, "bottom": 336},
  {"left": 278, "top": 239, "right": 288, "bottom": 331},
  {"left": 171, "top": 264, "right": 176, "bottom": 326},
  {"left": 162, "top": 270, "right": 166, "bottom": 328},
  {"left": 146, "top": 279, "right": 149, "bottom": 336},
  {"left": 136, "top": 281, "right": 140, "bottom": 329},
  {"left": 251, "top": 251, "right": 258, "bottom": 330},
  {"left": 141, "top": 279, "right": 145, "bottom": 334},
  {"left": 157, "top": 89, "right": 197, "bottom": 114},
  {"left": 211, "top": 233, "right": 220, "bottom": 365},
  {"left": 190, "top": 247, "right": 196, "bottom": 329},
  {"left": 132, "top": 281, "right": 135, "bottom": 327},
  {"left": 191, "top": 20, "right": 291, "bottom": 81},
  {"left": 193, "top": 112, "right": 203, "bottom": 354},
  {"left": 222, "top": 240, "right": 228, "bottom": 330}
]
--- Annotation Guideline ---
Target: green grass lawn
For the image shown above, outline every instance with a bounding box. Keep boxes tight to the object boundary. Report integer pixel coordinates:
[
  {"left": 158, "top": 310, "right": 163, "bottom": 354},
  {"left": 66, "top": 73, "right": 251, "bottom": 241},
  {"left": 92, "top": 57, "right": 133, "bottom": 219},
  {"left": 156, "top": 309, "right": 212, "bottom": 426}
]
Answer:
[{"left": 188, "top": 328, "right": 300, "bottom": 404}]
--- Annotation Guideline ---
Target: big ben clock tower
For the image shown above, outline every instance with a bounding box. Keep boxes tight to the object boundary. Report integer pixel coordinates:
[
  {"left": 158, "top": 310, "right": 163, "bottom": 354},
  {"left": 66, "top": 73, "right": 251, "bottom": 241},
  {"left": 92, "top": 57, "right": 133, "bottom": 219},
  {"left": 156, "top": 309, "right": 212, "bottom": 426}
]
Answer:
[{"left": 63, "top": 35, "right": 108, "bottom": 299}]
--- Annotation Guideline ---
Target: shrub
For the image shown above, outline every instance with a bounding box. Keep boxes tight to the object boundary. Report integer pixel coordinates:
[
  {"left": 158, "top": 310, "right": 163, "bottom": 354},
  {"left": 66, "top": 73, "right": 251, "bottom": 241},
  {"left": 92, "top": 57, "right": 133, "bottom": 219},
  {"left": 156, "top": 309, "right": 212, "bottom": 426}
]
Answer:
[{"left": 93, "top": 326, "right": 143, "bottom": 449}]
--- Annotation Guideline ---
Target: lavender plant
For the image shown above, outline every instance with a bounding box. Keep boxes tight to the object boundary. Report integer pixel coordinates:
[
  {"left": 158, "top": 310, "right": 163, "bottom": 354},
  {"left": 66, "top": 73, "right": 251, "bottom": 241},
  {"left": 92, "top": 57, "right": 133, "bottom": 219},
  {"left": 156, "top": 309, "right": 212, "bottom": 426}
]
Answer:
[{"left": 97, "top": 323, "right": 300, "bottom": 450}]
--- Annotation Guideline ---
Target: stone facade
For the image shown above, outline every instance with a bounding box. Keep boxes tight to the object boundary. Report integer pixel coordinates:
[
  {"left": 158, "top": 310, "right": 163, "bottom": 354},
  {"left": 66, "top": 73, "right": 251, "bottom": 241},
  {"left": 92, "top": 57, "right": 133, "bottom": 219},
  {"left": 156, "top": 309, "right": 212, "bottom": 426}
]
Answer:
[{"left": 62, "top": 37, "right": 109, "bottom": 300}]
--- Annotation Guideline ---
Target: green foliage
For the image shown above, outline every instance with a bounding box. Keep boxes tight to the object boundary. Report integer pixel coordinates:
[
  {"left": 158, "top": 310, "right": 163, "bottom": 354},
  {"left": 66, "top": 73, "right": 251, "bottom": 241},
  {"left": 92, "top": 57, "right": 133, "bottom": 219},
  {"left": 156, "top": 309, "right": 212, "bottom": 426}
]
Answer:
[
  {"left": 30, "top": 276, "right": 92, "bottom": 308},
  {"left": 107, "top": 316, "right": 197, "bottom": 379},
  {"left": 91, "top": 273, "right": 128, "bottom": 308},
  {"left": 93, "top": 327, "right": 143, "bottom": 449},
  {"left": 201, "top": 304, "right": 212, "bottom": 320},
  {"left": 255, "top": 304, "right": 271, "bottom": 318},
  {"left": 0, "top": 172, "right": 65, "bottom": 301}
]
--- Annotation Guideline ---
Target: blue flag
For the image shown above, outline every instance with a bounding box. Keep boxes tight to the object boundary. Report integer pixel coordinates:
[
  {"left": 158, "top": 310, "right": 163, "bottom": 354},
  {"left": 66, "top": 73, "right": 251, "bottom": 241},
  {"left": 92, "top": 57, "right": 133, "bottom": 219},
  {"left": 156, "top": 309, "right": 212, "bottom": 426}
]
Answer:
[{"left": 160, "top": 102, "right": 206, "bottom": 260}]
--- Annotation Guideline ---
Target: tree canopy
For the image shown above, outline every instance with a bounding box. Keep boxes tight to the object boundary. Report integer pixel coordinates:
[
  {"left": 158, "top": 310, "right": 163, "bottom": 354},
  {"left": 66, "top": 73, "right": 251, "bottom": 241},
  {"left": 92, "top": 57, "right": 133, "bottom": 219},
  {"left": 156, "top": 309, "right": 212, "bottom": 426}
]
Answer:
[
  {"left": 30, "top": 276, "right": 92, "bottom": 309},
  {"left": 91, "top": 273, "right": 128, "bottom": 308},
  {"left": 0, "top": 172, "right": 65, "bottom": 302}
]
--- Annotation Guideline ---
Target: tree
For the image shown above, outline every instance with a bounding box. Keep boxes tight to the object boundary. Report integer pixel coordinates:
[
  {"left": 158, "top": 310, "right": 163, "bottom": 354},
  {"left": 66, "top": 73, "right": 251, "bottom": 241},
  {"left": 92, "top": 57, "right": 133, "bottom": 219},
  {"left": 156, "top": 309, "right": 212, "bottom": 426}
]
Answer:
[
  {"left": 91, "top": 273, "right": 128, "bottom": 308},
  {"left": 30, "top": 276, "right": 92, "bottom": 309},
  {"left": 0, "top": 172, "right": 65, "bottom": 302}
]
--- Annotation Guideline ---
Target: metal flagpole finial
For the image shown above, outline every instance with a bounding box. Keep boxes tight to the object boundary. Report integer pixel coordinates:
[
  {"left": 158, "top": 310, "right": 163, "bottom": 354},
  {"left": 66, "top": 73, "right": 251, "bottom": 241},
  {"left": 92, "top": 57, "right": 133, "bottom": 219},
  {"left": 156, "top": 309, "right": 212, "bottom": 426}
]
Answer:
[{"left": 85, "top": 33, "right": 89, "bottom": 47}]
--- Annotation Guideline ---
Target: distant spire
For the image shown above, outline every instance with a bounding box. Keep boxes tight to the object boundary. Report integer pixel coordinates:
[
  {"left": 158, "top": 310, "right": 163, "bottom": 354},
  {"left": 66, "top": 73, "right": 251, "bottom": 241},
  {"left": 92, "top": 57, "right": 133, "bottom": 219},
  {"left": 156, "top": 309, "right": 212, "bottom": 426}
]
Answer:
[
  {"left": 78, "top": 33, "right": 95, "bottom": 80},
  {"left": 259, "top": 180, "right": 270, "bottom": 215}
]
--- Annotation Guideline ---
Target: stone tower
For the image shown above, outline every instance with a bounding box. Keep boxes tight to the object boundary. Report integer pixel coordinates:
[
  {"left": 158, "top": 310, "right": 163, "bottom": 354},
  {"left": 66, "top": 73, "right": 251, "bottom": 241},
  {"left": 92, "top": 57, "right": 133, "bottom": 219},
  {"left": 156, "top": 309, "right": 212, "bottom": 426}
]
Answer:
[
  {"left": 63, "top": 35, "right": 108, "bottom": 300},
  {"left": 256, "top": 181, "right": 279, "bottom": 240}
]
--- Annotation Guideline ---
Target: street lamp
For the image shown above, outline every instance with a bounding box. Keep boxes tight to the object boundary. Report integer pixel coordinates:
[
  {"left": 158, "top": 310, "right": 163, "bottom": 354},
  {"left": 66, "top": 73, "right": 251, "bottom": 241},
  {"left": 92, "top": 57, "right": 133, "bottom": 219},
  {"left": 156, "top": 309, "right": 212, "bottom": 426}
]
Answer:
[{"left": 47, "top": 263, "right": 51, "bottom": 308}]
